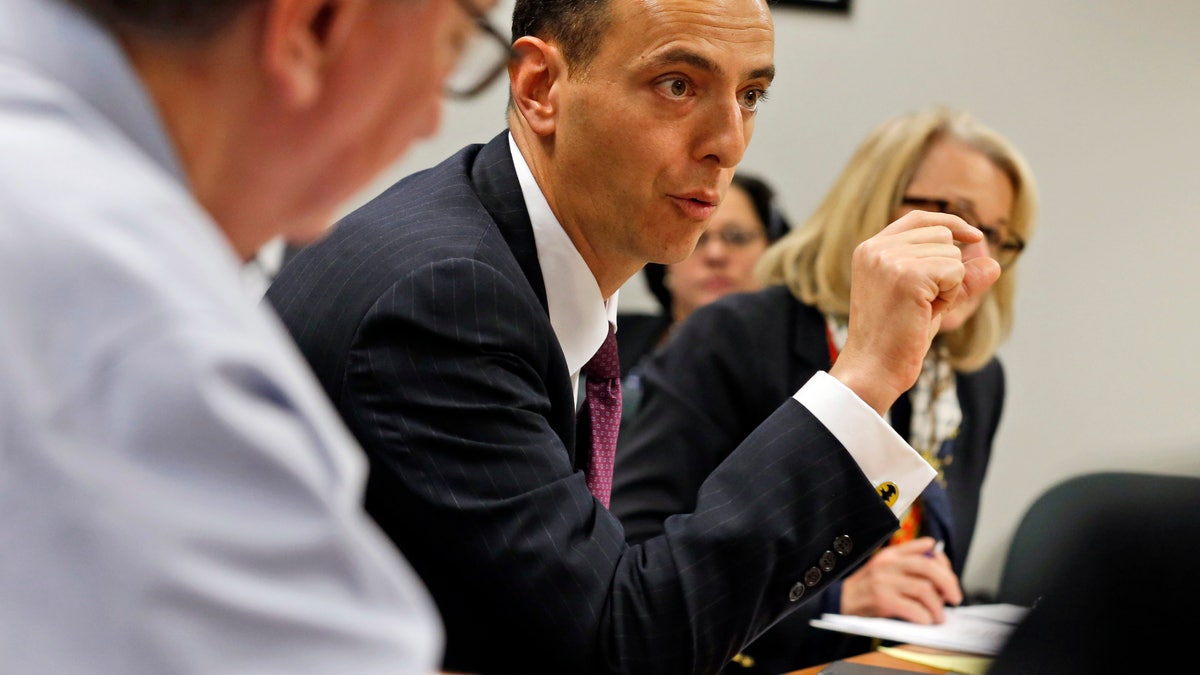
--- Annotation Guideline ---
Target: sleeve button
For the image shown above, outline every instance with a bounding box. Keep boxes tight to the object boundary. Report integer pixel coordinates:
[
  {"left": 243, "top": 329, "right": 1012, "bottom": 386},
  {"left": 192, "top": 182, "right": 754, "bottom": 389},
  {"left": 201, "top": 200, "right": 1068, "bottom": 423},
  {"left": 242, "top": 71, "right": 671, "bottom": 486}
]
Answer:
[
  {"left": 833, "top": 534, "right": 853, "bottom": 556},
  {"left": 804, "top": 566, "right": 822, "bottom": 587}
]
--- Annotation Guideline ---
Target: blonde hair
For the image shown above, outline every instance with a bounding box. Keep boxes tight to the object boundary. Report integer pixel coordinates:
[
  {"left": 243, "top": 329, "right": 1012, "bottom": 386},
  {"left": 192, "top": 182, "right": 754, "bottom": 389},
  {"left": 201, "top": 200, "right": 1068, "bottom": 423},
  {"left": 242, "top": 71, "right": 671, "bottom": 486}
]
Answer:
[{"left": 755, "top": 106, "right": 1038, "bottom": 372}]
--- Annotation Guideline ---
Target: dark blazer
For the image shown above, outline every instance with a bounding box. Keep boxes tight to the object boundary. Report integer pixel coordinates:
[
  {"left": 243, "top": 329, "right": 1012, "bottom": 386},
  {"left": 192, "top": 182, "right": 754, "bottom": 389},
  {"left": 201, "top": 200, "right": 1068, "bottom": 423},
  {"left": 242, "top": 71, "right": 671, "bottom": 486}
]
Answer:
[
  {"left": 266, "top": 133, "right": 903, "bottom": 675},
  {"left": 611, "top": 284, "right": 1004, "bottom": 672},
  {"left": 616, "top": 312, "right": 671, "bottom": 381}
]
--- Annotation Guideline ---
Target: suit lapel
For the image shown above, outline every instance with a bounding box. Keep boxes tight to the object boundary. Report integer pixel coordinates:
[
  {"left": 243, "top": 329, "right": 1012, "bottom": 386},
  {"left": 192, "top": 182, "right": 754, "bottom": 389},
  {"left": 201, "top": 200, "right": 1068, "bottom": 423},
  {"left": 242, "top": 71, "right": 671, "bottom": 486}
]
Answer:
[
  {"left": 469, "top": 132, "right": 586, "bottom": 468},
  {"left": 471, "top": 132, "right": 549, "bottom": 314}
]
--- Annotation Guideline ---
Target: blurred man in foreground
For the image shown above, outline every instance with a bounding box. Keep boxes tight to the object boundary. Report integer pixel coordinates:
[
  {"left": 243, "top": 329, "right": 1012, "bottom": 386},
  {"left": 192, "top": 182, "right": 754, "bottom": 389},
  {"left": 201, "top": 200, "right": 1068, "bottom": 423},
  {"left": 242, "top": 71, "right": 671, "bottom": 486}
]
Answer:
[{"left": 0, "top": 0, "right": 498, "bottom": 671}]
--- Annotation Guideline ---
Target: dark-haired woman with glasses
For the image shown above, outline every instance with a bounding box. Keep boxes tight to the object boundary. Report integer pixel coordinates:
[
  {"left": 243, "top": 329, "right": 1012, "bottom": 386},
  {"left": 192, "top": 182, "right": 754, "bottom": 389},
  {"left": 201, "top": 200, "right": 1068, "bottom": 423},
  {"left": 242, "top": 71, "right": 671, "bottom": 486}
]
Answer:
[
  {"left": 615, "top": 172, "right": 792, "bottom": 422},
  {"left": 611, "top": 106, "right": 1038, "bottom": 674}
]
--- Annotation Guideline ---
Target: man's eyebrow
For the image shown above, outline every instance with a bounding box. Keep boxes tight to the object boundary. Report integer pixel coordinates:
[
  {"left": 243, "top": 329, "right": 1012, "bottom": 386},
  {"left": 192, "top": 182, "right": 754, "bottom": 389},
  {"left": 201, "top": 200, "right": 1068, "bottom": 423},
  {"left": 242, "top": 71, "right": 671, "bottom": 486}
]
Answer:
[
  {"left": 749, "top": 65, "right": 775, "bottom": 84},
  {"left": 649, "top": 48, "right": 723, "bottom": 75},
  {"left": 647, "top": 49, "right": 775, "bottom": 84}
]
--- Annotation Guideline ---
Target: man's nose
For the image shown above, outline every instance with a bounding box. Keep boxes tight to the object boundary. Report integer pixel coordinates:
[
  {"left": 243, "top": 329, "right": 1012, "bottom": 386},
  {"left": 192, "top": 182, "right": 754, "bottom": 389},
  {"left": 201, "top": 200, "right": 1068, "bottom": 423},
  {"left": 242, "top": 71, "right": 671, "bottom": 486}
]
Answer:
[{"left": 694, "top": 98, "right": 748, "bottom": 168}]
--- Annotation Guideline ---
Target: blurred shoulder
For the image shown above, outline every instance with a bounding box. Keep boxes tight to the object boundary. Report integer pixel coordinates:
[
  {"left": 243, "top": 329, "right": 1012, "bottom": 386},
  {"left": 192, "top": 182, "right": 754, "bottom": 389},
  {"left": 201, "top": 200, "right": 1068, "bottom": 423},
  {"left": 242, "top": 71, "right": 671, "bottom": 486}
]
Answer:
[{"left": 687, "top": 284, "right": 801, "bottom": 330}]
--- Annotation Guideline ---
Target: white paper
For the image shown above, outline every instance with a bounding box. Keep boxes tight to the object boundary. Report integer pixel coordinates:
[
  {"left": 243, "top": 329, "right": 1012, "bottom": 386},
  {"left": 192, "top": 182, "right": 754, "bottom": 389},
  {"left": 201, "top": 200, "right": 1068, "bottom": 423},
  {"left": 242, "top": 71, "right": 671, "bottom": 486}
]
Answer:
[
  {"left": 809, "top": 603, "right": 1029, "bottom": 656},
  {"left": 951, "top": 603, "right": 1028, "bottom": 625}
]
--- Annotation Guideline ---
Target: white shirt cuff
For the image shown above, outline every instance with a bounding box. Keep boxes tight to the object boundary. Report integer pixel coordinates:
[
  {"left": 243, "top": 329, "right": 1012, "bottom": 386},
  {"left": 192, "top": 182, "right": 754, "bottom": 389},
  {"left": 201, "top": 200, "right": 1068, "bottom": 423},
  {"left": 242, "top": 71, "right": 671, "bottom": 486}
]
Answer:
[{"left": 793, "top": 371, "right": 935, "bottom": 518}]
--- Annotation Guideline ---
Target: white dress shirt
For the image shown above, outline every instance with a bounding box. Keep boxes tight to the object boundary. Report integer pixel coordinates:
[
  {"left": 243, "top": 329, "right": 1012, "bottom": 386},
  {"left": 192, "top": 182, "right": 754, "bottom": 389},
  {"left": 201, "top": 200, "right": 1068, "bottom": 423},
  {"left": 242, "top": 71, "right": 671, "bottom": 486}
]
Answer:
[
  {"left": 507, "top": 133, "right": 932, "bottom": 518},
  {"left": 509, "top": 134, "right": 619, "bottom": 409},
  {"left": 0, "top": 0, "right": 441, "bottom": 672}
]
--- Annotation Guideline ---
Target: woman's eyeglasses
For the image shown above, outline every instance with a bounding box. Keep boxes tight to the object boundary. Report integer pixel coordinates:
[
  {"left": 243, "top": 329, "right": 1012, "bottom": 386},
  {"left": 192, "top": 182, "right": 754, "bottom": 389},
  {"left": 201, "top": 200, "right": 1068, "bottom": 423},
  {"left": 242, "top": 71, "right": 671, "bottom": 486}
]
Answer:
[
  {"left": 901, "top": 195, "right": 1025, "bottom": 269},
  {"left": 695, "top": 228, "right": 764, "bottom": 250}
]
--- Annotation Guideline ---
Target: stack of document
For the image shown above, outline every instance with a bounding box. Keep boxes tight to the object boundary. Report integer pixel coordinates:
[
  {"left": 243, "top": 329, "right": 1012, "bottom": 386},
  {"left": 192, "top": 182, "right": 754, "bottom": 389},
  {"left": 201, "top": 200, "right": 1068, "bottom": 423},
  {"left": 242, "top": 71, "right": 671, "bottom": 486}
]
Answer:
[{"left": 809, "top": 603, "right": 1029, "bottom": 656}]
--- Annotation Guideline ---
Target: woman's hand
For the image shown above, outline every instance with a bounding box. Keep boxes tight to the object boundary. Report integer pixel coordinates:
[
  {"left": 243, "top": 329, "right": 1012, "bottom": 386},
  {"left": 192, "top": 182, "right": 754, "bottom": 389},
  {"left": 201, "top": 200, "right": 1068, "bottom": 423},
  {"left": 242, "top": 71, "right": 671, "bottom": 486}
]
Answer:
[{"left": 838, "top": 536, "right": 964, "bottom": 624}]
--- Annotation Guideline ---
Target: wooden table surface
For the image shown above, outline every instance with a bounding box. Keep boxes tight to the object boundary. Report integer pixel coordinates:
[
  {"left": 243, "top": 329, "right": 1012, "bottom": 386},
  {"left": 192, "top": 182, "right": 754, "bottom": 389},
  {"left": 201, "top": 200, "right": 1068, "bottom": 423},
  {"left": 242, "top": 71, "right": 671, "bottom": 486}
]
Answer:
[{"left": 784, "top": 645, "right": 956, "bottom": 674}]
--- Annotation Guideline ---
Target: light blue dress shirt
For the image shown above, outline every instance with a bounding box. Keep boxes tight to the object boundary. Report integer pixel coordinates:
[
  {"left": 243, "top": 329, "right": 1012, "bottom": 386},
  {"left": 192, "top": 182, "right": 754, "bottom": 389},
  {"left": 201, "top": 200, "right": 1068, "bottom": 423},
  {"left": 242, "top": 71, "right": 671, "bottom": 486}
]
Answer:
[{"left": 0, "top": 0, "right": 442, "bottom": 671}]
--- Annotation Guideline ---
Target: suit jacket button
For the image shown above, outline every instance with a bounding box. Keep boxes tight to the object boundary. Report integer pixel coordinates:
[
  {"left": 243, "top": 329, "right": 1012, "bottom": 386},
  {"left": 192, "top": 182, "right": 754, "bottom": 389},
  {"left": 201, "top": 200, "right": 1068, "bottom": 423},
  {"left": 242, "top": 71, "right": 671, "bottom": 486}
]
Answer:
[
  {"left": 788, "top": 582, "right": 806, "bottom": 602},
  {"left": 833, "top": 534, "right": 853, "bottom": 556},
  {"left": 804, "top": 566, "right": 822, "bottom": 587},
  {"left": 819, "top": 550, "right": 837, "bottom": 572}
]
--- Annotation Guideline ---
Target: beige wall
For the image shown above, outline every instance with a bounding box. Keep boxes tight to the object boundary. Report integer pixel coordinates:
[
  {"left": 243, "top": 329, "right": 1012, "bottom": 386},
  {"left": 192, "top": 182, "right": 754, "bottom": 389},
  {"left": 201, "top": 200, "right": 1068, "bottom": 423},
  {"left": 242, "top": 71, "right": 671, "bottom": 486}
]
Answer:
[{"left": 344, "top": 0, "right": 1200, "bottom": 597}]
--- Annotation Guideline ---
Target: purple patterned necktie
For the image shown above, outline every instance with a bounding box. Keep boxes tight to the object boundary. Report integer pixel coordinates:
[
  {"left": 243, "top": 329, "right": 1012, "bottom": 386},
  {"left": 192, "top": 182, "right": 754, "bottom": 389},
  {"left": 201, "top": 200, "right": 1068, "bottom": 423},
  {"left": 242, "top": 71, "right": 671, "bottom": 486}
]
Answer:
[{"left": 582, "top": 325, "right": 622, "bottom": 507}]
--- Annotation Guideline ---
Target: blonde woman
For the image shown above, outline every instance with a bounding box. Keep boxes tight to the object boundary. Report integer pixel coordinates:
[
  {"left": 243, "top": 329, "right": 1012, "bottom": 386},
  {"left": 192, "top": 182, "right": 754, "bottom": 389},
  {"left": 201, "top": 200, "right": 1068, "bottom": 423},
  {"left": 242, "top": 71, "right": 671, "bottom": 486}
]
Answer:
[{"left": 611, "top": 106, "right": 1037, "bottom": 673}]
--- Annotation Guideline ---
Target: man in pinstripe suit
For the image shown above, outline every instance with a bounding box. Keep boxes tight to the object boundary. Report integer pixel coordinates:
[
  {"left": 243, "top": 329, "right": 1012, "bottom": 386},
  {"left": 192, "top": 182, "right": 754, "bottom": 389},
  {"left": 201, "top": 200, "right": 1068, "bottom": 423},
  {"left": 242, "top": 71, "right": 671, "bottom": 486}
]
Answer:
[{"left": 267, "top": 0, "right": 999, "bottom": 672}]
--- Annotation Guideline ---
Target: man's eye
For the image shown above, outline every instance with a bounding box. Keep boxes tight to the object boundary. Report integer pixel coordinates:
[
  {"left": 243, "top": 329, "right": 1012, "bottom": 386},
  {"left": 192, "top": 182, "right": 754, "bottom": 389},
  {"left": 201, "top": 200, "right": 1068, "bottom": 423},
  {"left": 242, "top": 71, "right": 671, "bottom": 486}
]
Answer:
[
  {"left": 657, "top": 78, "right": 691, "bottom": 98},
  {"left": 739, "top": 88, "right": 767, "bottom": 111}
]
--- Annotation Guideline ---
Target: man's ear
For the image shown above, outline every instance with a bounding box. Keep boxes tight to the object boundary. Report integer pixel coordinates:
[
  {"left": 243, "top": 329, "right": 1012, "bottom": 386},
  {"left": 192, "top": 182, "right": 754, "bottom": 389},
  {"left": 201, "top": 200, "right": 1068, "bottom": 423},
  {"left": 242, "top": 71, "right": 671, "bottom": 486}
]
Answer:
[
  {"left": 260, "top": 0, "right": 363, "bottom": 108},
  {"left": 509, "top": 36, "right": 565, "bottom": 137}
]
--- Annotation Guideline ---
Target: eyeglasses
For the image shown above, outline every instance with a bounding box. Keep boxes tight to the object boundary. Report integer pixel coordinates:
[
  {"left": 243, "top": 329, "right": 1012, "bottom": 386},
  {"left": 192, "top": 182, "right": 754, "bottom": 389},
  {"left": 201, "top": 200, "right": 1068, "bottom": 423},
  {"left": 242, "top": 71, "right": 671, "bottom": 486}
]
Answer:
[
  {"left": 695, "top": 228, "right": 764, "bottom": 250},
  {"left": 445, "top": 0, "right": 517, "bottom": 99},
  {"left": 900, "top": 195, "right": 1026, "bottom": 269}
]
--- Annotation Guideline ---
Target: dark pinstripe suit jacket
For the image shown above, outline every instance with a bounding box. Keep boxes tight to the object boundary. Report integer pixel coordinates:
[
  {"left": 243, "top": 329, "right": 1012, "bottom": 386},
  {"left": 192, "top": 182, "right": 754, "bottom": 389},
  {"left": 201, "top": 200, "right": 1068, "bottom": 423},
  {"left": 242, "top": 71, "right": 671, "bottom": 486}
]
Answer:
[
  {"left": 266, "top": 132, "right": 902, "bottom": 675},
  {"left": 612, "top": 285, "right": 1003, "bottom": 672}
]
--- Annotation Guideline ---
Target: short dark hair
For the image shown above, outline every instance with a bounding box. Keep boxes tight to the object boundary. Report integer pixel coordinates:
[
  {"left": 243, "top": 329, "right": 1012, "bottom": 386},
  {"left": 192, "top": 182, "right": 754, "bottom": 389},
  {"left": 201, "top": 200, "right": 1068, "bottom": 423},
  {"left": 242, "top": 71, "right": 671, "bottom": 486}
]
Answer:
[
  {"left": 511, "top": 0, "right": 613, "bottom": 72},
  {"left": 731, "top": 172, "right": 791, "bottom": 243},
  {"left": 63, "top": 0, "right": 258, "bottom": 41}
]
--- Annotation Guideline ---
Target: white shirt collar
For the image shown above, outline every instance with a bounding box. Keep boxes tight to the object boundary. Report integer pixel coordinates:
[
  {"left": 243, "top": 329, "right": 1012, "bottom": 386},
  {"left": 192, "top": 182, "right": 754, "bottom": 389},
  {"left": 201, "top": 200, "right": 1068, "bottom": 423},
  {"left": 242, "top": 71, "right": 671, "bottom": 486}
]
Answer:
[{"left": 507, "top": 133, "right": 618, "bottom": 398}]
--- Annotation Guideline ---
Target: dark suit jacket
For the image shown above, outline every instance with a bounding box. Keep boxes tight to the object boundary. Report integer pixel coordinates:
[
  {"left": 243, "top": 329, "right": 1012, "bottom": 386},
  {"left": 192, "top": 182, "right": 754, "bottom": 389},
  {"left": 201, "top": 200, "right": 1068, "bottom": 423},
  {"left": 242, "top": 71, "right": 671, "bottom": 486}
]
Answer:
[
  {"left": 612, "top": 285, "right": 1004, "bottom": 672},
  {"left": 266, "top": 132, "right": 903, "bottom": 675},
  {"left": 615, "top": 312, "right": 671, "bottom": 381}
]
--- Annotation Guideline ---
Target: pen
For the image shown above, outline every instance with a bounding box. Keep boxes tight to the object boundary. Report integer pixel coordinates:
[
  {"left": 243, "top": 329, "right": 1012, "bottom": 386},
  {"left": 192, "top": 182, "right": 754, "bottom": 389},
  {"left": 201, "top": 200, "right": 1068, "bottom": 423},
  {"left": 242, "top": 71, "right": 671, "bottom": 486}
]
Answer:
[{"left": 926, "top": 540, "right": 945, "bottom": 558}]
